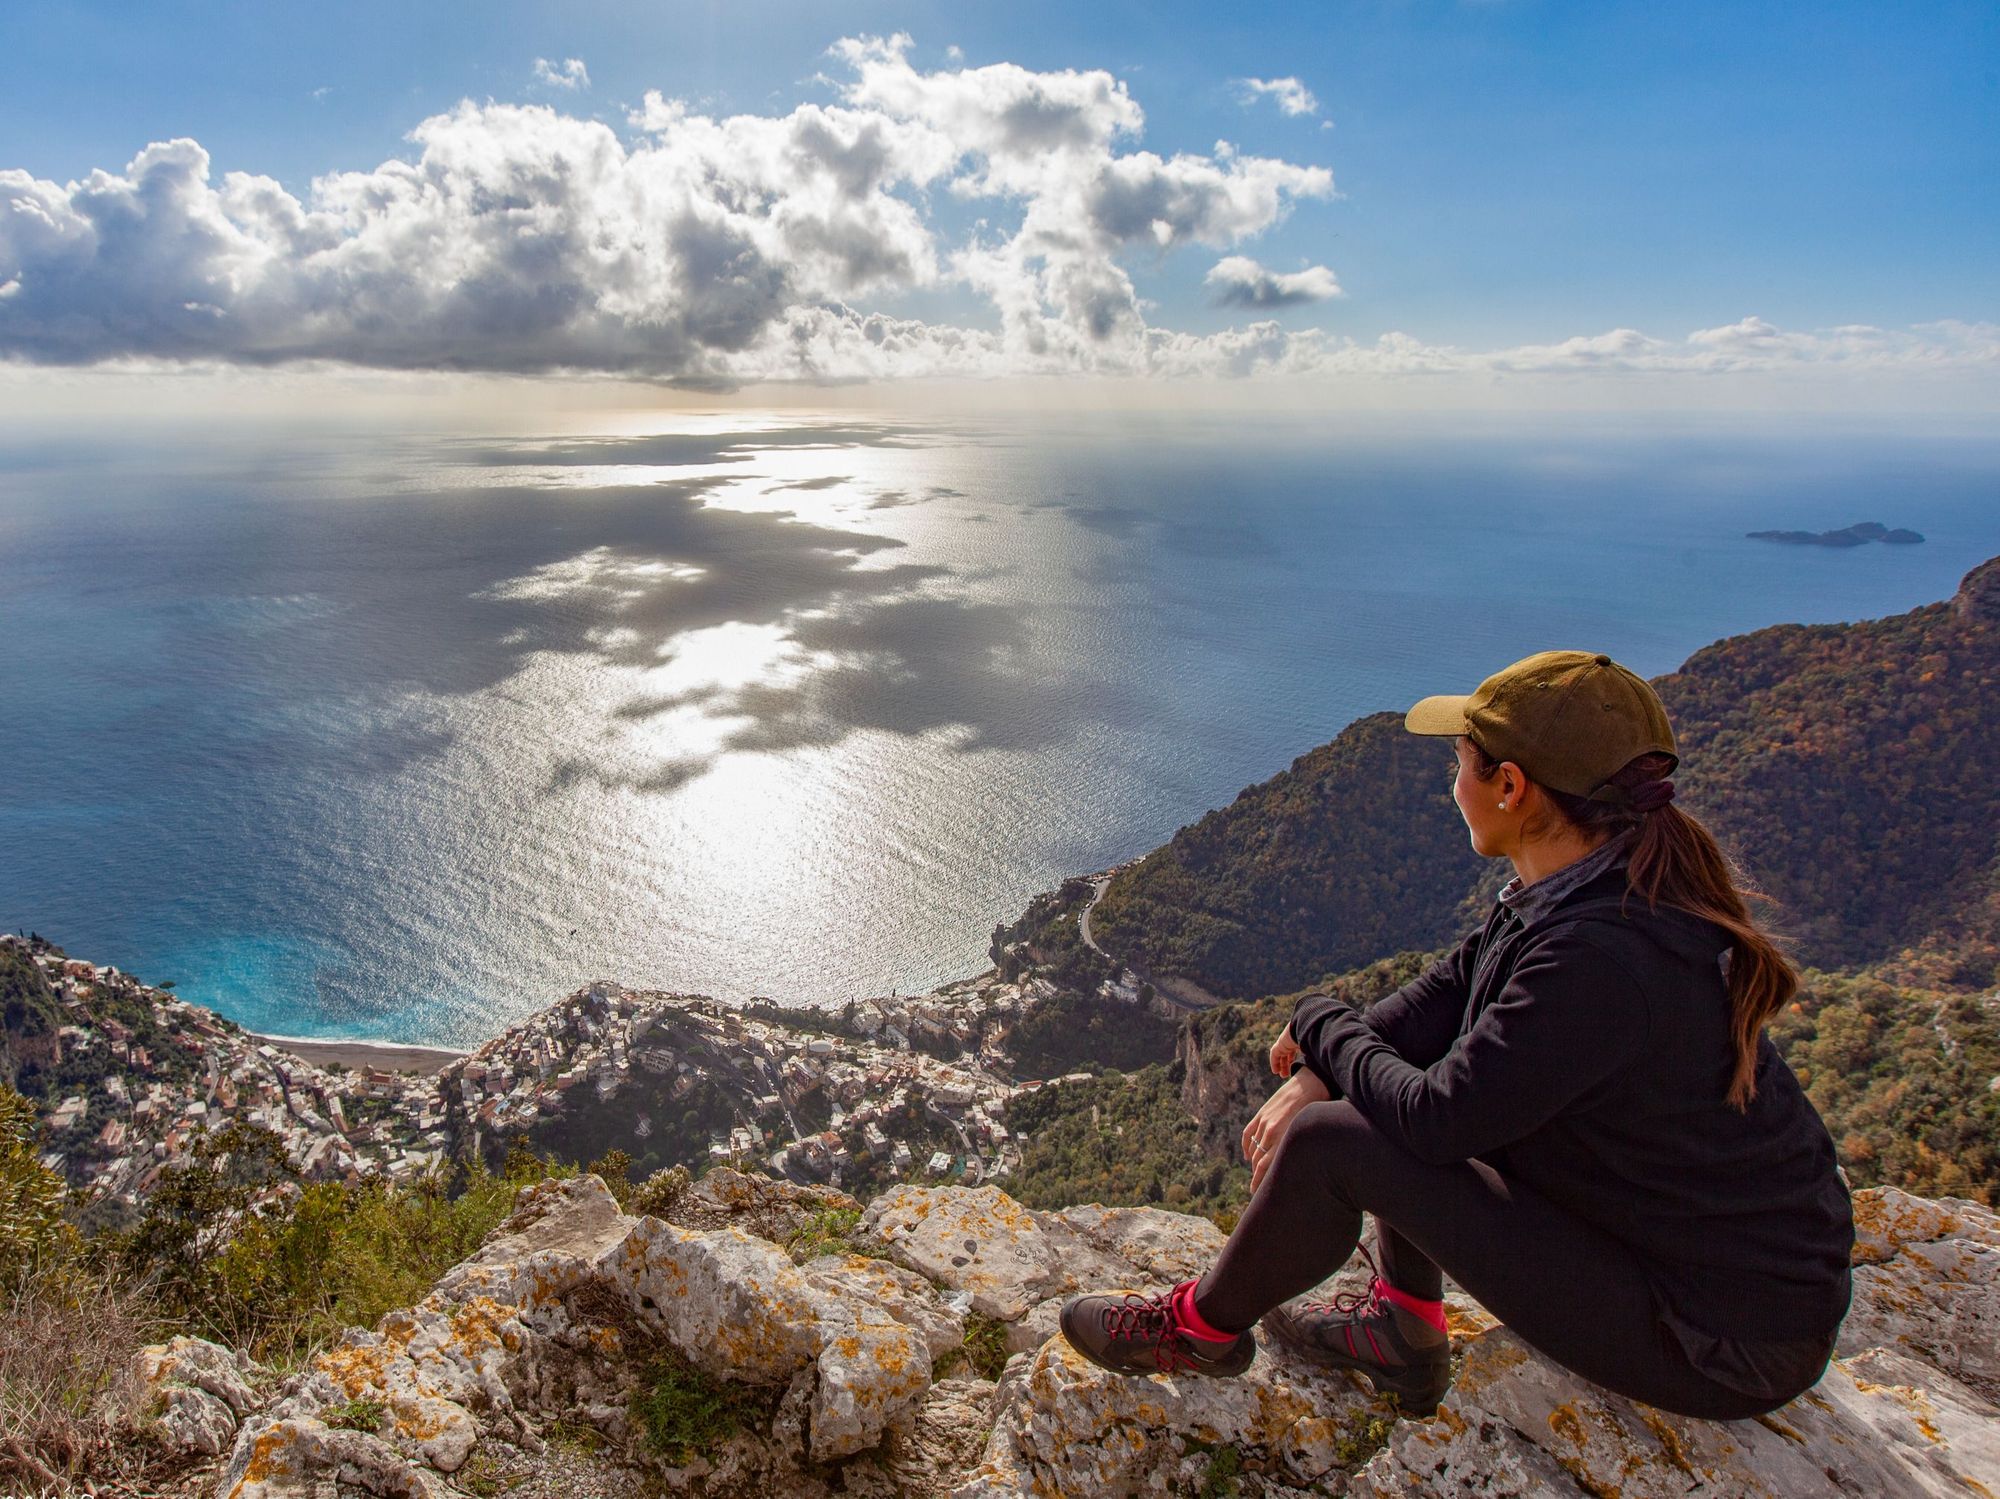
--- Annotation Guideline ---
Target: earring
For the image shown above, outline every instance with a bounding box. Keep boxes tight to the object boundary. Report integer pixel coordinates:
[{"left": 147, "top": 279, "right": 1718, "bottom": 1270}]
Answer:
[{"left": 1497, "top": 801, "right": 1509, "bottom": 811}]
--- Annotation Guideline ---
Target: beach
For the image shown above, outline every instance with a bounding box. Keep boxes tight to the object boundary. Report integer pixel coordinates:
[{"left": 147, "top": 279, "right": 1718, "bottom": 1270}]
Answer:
[{"left": 251, "top": 1033, "right": 465, "bottom": 1075}]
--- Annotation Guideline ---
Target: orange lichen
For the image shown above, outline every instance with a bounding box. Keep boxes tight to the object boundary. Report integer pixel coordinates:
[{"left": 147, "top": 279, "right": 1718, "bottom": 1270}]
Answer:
[
  {"left": 447, "top": 1296, "right": 515, "bottom": 1356},
  {"left": 391, "top": 1399, "right": 450, "bottom": 1441},
  {"left": 1546, "top": 1401, "right": 1589, "bottom": 1450},
  {"left": 316, "top": 1342, "right": 393, "bottom": 1397},
  {"left": 1636, "top": 1409, "right": 1698, "bottom": 1475},
  {"left": 227, "top": 1425, "right": 299, "bottom": 1492}
]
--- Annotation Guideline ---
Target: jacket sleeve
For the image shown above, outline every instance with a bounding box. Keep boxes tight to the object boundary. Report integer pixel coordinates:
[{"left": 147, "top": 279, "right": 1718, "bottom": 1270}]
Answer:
[
  {"left": 1290, "top": 927, "right": 1648, "bottom": 1164},
  {"left": 1358, "top": 928, "right": 1483, "bottom": 1068}
]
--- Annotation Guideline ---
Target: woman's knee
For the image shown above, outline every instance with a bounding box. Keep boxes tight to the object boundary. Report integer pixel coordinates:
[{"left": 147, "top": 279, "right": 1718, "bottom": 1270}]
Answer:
[{"left": 1269, "top": 1101, "right": 1433, "bottom": 1201}]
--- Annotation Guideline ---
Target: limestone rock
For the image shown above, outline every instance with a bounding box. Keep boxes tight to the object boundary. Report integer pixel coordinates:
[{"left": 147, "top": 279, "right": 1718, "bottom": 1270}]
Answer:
[
  {"left": 131, "top": 1334, "right": 265, "bottom": 1456},
  {"left": 662, "top": 1165, "right": 861, "bottom": 1245},
  {"left": 155, "top": 1384, "right": 242, "bottom": 1458},
  {"left": 876, "top": 1377, "right": 1001, "bottom": 1499},
  {"left": 611, "top": 1214, "right": 826, "bottom": 1383},
  {"left": 955, "top": 1332, "right": 1387, "bottom": 1495},
  {"left": 216, "top": 1415, "right": 451, "bottom": 1498},
  {"left": 196, "top": 1171, "right": 2000, "bottom": 1499},
  {"left": 1004, "top": 1297, "right": 1064, "bottom": 1357},
  {"left": 1351, "top": 1320, "right": 2000, "bottom": 1498},
  {"left": 861, "top": 1185, "right": 1135, "bottom": 1321},
  {"left": 1045, "top": 1202, "right": 1228, "bottom": 1283},
  {"left": 137, "top": 1334, "right": 264, "bottom": 1416},
  {"left": 804, "top": 1252, "right": 967, "bottom": 1362},
  {"left": 1841, "top": 1186, "right": 2000, "bottom": 1392},
  {"left": 212, "top": 1171, "right": 941, "bottom": 1491}
]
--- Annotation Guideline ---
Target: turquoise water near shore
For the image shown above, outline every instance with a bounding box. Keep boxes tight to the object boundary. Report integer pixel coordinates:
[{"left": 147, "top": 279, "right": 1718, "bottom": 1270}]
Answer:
[{"left": 2, "top": 411, "right": 1995, "bottom": 1045}]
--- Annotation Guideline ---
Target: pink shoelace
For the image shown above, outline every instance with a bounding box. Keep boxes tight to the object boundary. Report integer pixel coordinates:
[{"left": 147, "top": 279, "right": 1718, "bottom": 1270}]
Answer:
[{"left": 1097, "top": 1291, "right": 1212, "bottom": 1374}]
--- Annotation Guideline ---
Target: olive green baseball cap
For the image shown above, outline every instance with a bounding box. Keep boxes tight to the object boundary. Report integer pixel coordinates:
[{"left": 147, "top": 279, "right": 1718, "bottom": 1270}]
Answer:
[{"left": 1404, "top": 650, "right": 1678, "bottom": 799}]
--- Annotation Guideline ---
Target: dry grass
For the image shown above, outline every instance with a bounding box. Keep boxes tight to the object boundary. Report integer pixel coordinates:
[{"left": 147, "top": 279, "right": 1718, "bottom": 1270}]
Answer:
[{"left": 0, "top": 1259, "right": 161, "bottom": 1495}]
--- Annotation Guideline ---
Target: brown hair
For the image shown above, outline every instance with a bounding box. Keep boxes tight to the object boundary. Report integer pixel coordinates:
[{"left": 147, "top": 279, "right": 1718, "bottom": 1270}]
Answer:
[{"left": 1465, "top": 738, "right": 1796, "bottom": 1109}]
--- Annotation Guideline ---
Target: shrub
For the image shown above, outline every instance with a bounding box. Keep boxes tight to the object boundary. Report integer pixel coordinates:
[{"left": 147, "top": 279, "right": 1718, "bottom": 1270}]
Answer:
[
  {"left": 629, "top": 1165, "right": 692, "bottom": 1218},
  {"left": 0, "top": 1260, "right": 158, "bottom": 1493},
  {"left": 630, "top": 1350, "right": 771, "bottom": 1464},
  {"left": 782, "top": 1206, "right": 874, "bottom": 1263},
  {"left": 956, "top": 1314, "right": 1010, "bottom": 1382},
  {"left": 321, "top": 1396, "right": 387, "bottom": 1433},
  {"left": 119, "top": 1134, "right": 559, "bottom": 1364},
  {"left": 0, "top": 1085, "right": 73, "bottom": 1281}
]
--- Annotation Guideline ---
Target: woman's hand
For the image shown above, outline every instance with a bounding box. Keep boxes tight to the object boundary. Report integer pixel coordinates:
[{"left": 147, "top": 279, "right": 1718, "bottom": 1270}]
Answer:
[
  {"left": 1241, "top": 1067, "right": 1331, "bottom": 1191},
  {"left": 1269, "top": 1023, "right": 1301, "bottom": 1078}
]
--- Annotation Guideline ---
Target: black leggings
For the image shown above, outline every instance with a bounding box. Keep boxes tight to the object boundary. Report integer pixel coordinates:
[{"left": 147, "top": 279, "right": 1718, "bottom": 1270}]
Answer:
[{"left": 1192, "top": 1101, "right": 1827, "bottom": 1421}]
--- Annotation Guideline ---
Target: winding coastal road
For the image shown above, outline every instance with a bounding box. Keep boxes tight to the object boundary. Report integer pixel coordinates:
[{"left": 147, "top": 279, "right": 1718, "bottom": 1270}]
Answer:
[
  {"left": 1077, "top": 875, "right": 1114, "bottom": 957},
  {"left": 1076, "top": 872, "right": 1221, "bottom": 1012}
]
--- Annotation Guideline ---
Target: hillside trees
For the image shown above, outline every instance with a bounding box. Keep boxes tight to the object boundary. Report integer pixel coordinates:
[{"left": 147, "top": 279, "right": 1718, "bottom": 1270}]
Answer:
[{"left": 1087, "top": 564, "right": 2000, "bottom": 999}]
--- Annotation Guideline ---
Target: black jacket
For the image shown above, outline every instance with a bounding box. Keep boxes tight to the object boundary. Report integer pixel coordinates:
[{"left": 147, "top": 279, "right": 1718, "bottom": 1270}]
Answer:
[{"left": 1291, "top": 866, "right": 1854, "bottom": 1343}]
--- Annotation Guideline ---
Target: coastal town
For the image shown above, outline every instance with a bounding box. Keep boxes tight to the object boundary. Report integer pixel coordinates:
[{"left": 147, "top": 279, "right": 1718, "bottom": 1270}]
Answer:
[{"left": 1, "top": 929, "right": 1109, "bottom": 1213}]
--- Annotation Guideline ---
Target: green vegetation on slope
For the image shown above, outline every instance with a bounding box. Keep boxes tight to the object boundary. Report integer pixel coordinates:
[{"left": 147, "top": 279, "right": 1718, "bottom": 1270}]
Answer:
[
  {"left": 1089, "top": 562, "right": 2000, "bottom": 999},
  {"left": 1007, "top": 1066, "right": 1249, "bottom": 1221},
  {"left": 1086, "top": 713, "right": 1487, "bottom": 1001},
  {"left": 1010, "top": 946, "right": 2000, "bottom": 1219},
  {"left": 1654, "top": 588, "right": 2000, "bottom": 985},
  {"left": 117, "top": 1121, "right": 568, "bottom": 1362},
  {"left": 1772, "top": 970, "right": 2000, "bottom": 1201}
]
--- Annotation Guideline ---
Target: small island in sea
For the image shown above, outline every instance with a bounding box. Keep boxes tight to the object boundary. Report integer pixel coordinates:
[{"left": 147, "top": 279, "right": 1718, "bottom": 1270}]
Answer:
[{"left": 1747, "top": 520, "right": 1925, "bottom": 547}]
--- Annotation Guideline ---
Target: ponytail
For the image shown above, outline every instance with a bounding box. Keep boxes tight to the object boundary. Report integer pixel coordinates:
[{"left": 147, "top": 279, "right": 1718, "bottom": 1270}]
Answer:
[
  {"left": 1468, "top": 742, "right": 1796, "bottom": 1109},
  {"left": 1624, "top": 802, "right": 1796, "bottom": 1109}
]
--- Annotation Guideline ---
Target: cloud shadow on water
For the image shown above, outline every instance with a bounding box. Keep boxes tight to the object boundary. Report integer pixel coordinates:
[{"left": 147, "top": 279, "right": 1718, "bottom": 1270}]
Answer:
[
  {"left": 464, "top": 422, "right": 939, "bottom": 471},
  {"left": 11, "top": 421, "right": 1067, "bottom": 803}
]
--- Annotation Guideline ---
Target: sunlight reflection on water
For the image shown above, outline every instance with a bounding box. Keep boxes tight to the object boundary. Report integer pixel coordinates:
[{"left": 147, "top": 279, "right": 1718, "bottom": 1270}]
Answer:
[{"left": 2, "top": 411, "right": 1995, "bottom": 1043}]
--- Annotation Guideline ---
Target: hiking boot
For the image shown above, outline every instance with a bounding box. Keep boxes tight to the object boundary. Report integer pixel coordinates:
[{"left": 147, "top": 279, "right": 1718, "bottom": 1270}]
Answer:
[
  {"left": 1261, "top": 1278, "right": 1452, "bottom": 1414},
  {"left": 1060, "top": 1283, "right": 1258, "bottom": 1379}
]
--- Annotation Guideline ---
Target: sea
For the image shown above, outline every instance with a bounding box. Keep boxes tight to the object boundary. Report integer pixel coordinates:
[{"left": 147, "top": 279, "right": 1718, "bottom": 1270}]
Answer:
[{"left": 2, "top": 407, "right": 1995, "bottom": 1047}]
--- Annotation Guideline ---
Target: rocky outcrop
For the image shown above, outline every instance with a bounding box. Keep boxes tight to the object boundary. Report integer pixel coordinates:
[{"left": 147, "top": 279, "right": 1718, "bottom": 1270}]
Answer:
[
  {"left": 131, "top": 1177, "right": 2000, "bottom": 1497},
  {"left": 130, "top": 1335, "right": 269, "bottom": 1458},
  {"left": 1957, "top": 555, "right": 2000, "bottom": 626},
  {"left": 1840, "top": 1185, "right": 2000, "bottom": 1391}
]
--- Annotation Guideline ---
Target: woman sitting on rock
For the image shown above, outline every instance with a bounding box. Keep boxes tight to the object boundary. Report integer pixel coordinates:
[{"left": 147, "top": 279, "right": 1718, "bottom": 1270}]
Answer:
[{"left": 1061, "top": 650, "right": 1854, "bottom": 1420}]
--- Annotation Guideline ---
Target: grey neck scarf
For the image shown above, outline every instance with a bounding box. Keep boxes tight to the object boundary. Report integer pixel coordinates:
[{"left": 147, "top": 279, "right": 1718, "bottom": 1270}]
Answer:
[{"left": 1497, "top": 831, "right": 1633, "bottom": 926}]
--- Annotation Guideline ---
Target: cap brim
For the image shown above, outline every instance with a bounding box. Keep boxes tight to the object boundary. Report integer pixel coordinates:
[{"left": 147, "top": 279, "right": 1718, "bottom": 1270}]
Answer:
[{"left": 1404, "top": 694, "right": 1472, "bottom": 736}]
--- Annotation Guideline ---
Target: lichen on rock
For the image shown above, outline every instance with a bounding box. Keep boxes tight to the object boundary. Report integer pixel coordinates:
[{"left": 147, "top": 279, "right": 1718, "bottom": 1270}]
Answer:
[{"left": 172, "top": 1177, "right": 1998, "bottom": 1497}]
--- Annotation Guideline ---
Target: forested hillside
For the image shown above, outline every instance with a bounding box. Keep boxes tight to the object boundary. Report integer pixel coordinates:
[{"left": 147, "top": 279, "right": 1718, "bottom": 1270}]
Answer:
[
  {"left": 1088, "top": 558, "right": 2000, "bottom": 1000},
  {"left": 1009, "top": 949, "right": 2000, "bottom": 1214},
  {"left": 1086, "top": 714, "right": 1487, "bottom": 998}
]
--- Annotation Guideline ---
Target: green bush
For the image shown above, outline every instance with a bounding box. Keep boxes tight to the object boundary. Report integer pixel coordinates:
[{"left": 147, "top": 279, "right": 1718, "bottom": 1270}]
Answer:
[
  {"left": 119, "top": 1129, "right": 561, "bottom": 1362},
  {"left": 322, "top": 1396, "right": 387, "bottom": 1432},
  {"left": 956, "top": 1313, "right": 1010, "bottom": 1382},
  {"left": 0, "top": 1083, "right": 73, "bottom": 1280},
  {"left": 783, "top": 1205, "right": 873, "bottom": 1263},
  {"left": 630, "top": 1350, "right": 771, "bottom": 1463}
]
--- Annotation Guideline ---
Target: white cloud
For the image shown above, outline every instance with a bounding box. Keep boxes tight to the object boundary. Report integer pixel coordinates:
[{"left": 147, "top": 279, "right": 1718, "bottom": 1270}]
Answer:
[
  {"left": 0, "top": 34, "right": 1334, "bottom": 381},
  {"left": 0, "top": 38, "right": 1992, "bottom": 389},
  {"left": 1326, "top": 318, "right": 2000, "bottom": 379},
  {"left": 533, "top": 57, "right": 590, "bottom": 91},
  {"left": 1239, "top": 77, "right": 1319, "bottom": 118},
  {"left": 1206, "top": 255, "right": 1341, "bottom": 308}
]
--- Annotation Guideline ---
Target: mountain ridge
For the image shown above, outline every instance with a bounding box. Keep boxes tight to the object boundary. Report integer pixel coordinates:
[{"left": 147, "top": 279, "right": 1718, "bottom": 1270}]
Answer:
[{"left": 1089, "top": 554, "right": 2000, "bottom": 1000}]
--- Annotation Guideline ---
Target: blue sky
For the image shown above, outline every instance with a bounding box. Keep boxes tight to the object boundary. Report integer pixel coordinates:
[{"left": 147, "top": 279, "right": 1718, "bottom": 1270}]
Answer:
[{"left": 0, "top": 0, "right": 1994, "bottom": 389}]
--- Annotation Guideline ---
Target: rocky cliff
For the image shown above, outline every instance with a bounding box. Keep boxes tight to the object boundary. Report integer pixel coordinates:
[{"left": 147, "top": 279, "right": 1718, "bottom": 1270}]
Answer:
[{"left": 123, "top": 1172, "right": 1998, "bottom": 1498}]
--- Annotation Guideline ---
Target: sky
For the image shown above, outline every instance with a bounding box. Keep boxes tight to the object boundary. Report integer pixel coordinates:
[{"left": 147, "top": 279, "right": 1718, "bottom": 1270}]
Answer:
[{"left": 1, "top": 0, "right": 1995, "bottom": 401}]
